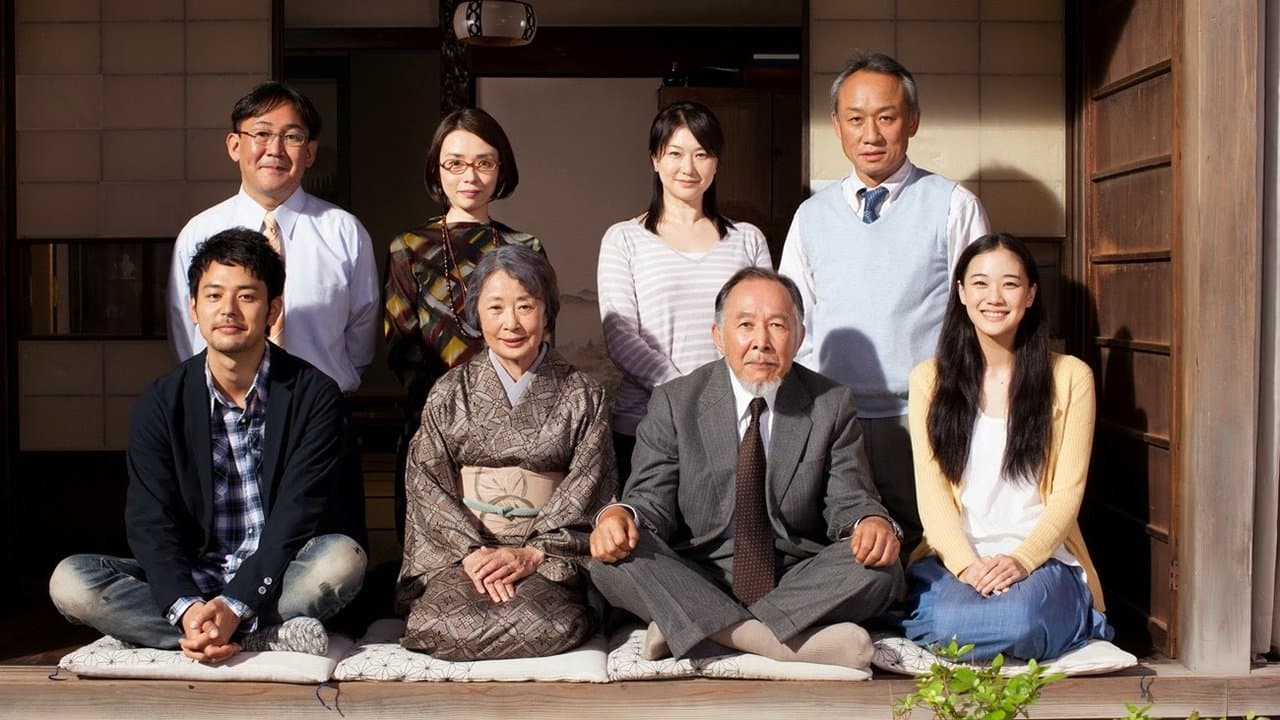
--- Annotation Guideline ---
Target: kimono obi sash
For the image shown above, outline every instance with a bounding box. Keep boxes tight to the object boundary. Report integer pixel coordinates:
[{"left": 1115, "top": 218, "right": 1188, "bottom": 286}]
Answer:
[{"left": 459, "top": 466, "right": 565, "bottom": 539}]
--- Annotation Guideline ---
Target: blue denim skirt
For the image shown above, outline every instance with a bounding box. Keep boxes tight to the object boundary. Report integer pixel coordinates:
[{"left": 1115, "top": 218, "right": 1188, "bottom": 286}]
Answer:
[{"left": 900, "top": 556, "right": 1114, "bottom": 662}]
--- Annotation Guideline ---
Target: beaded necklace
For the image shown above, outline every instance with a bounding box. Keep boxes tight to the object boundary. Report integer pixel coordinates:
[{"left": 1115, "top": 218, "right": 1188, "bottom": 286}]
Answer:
[{"left": 439, "top": 219, "right": 494, "bottom": 339}]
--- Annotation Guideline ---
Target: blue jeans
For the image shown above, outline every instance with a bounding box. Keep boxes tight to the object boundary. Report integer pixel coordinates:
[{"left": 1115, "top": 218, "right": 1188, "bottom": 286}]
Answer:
[
  {"left": 49, "top": 534, "right": 366, "bottom": 649},
  {"left": 900, "top": 556, "right": 1113, "bottom": 662}
]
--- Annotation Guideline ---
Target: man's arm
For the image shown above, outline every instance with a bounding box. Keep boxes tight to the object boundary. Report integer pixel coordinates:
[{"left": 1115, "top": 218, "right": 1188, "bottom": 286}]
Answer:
[
  {"left": 821, "top": 387, "right": 893, "bottom": 539},
  {"left": 945, "top": 184, "right": 992, "bottom": 276},
  {"left": 125, "top": 382, "right": 204, "bottom": 614},
  {"left": 344, "top": 218, "right": 379, "bottom": 377},
  {"left": 777, "top": 213, "right": 817, "bottom": 366},
  {"left": 166, "top": 229, "right": 200, "bottom": 364},
  {"left": 819, "top": 391, "right": 900, "bottom": 567},
  {"left": 224, "top": 371, "right": 345, "bottom": 615},
  {"left": 616, "top": 383, "right": 685, "bottom": 542}
]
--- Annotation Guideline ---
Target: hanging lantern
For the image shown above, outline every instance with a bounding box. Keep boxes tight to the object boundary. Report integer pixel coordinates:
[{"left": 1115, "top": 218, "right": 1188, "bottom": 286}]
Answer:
[{"left": 452, "top": 1, "right": 537, "bottom": 47}]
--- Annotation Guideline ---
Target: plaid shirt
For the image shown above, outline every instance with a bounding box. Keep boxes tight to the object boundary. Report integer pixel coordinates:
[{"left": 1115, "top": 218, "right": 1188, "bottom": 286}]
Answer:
[{"left": 171, "top": 348, "right": 271, "bottom": 626}]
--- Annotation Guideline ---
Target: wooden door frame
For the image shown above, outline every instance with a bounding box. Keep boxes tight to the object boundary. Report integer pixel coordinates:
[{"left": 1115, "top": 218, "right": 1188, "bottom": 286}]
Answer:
[{"left": 1, "top": 0, "right": 17, "bottom": 611}]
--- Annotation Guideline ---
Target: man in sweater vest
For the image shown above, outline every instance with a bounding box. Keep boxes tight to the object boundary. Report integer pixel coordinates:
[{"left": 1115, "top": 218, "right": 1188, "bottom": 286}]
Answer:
[{"left": 778, "top": 52, "right": 991, "bottom": 557}]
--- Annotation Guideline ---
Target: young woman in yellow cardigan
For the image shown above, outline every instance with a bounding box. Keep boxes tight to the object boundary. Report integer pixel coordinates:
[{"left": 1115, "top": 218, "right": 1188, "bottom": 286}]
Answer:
[{"left": 900, "top": 233, "right": 1113, "bottom": 662}]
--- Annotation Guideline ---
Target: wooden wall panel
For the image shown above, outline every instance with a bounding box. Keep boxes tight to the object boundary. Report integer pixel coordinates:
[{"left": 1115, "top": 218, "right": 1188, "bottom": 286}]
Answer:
[
  {"left": 1094, "top": 166, "right": 1173, "bottom": 256},
  {"left": 1084, "top": 0, "right": 1174, "bottom": 89},
  {"left": 1097, "top": 348, "right": 1171, "bottom": 440},
  {"left": 1092, "top": 72, "right": 1173, "bottom": 173},
  {"left": 1088, "top": 432, "right": 1171, "bottom": 532},
  {"left": 1082, "top": 504, "right": 1151, "bottom": 600},
  {"left": 1093, "top": 262, "right": 1172, "bottom": 345},
  {"left": 1077, "top": 0, "right": 1180, "bottom": 658}
]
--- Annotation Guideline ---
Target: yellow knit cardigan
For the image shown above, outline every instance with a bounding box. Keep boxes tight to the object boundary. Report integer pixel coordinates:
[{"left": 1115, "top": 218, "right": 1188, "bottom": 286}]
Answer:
[{"left": 907, "top": 353, "right": 1105, "bottom": 611}]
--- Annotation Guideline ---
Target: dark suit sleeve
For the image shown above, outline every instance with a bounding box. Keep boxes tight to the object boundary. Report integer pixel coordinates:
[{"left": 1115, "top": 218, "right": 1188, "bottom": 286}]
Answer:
[
  {"left": 126, "top": 382, "right": 203, "bottom": 615},
  {"left": 621, "top": 384, "right": 682, "bottom": 542},
  {"left": 822, "top": 388, "right": 890, "bottom": 541},
  {"left": 224, "top": 372, "right": 345, "bottom": 616}
]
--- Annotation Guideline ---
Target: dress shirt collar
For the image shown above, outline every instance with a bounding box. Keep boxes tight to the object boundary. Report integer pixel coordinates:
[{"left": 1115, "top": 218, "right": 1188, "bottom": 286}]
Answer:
[
  {"left": 205, "top": 343, "right": 272, "bottom": 412},
  {"left": 233, "top": 185, "right": 307, "bottom": 239},
  {"left": 724, "top": 360, "right": 780, "bottom": 456},
  {"left": 841, "top": 158, "right": 916, "bottom": 214},
  {"left": 489, "top": 342, "right": 549, "bottom": 406}
]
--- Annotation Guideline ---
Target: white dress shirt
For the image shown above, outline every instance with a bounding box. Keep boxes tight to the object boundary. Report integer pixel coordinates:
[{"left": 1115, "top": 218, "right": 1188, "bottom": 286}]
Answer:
[
  {"left": 167, "top": 186, "right": 379, "bottom": 392},
  {"left": 724, "top": 361, "right": 780, "bottom": 460}
]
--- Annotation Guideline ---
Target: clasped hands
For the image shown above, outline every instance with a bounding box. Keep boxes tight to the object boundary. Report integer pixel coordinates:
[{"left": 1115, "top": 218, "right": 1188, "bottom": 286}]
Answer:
[
  {"left": 462, "top": 545, "right": 545, "bottom": 602},
  {"left": 179, "top": 598, "right": 242, "bottom": 663},
  {"left": 958, "top": 554, "right": 1029, "bottom": 596}
]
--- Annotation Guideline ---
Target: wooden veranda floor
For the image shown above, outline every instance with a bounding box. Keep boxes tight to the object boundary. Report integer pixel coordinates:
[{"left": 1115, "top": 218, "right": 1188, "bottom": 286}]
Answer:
[{"left": 2, "top": 662, "right": 1278, "bottom": 720}]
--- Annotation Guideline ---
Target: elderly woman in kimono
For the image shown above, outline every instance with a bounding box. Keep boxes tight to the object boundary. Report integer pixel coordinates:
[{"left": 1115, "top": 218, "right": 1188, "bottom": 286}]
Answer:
[{"left": 396, "top": 243, "right": 617, "bottom": 660}]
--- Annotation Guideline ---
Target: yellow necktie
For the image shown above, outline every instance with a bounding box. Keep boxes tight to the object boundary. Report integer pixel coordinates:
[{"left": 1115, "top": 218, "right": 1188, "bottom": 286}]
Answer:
[{"left": 263, "top": 211, "right": 285, "bottom": 346}]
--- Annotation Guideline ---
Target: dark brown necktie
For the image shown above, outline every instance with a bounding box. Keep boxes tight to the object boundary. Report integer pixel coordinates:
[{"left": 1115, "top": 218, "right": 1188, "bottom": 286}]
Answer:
[{"left": 733, "top": 396, "right": 774, "bottom": 605}]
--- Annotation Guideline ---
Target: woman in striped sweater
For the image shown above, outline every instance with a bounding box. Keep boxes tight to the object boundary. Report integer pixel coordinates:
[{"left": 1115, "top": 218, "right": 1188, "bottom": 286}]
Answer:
[
  {"left": 901, "top": 233, "right": 1113, "bottom": 662},
  {"left": 597, "top": 101, "right": 772, "bottom": 481}
]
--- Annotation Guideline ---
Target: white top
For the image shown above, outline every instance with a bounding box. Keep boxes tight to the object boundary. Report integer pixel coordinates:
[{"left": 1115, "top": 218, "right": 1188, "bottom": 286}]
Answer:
[
  {"left": 959, "top": 413, "right": 1079, "bottom": 568},
  {"left": 597, "top": 217, "right": 772, "bottom": 434},
  {"left": 167, "top": 187, "right": 379, "bottom": 393},
  {"left": 778, "top": 159, "right": 991, "bottom": 373}
]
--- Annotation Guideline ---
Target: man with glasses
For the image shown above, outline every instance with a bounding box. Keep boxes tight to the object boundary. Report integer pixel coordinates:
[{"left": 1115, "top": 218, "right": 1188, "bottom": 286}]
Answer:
[{"left": 167, "top": 81, "right": 376, "bottom": 558}]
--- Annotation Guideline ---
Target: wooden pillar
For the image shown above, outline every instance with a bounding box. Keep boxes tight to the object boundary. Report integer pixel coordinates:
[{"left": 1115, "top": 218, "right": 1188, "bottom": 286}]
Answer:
[{"left": 1177, "top": 0, "right": 1262, "bottom": 674}]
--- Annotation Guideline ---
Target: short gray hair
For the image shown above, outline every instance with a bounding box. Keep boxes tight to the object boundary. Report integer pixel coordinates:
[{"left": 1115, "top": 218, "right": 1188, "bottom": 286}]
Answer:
[
  {"left": 829, "top": 52, "right": 919, "bottom": 114},
  {"left": 713, "top": 267, "right": 805, "bottom": 327},
  {"left": 464, "top": 244, "right": 560, "bottom": 332}
]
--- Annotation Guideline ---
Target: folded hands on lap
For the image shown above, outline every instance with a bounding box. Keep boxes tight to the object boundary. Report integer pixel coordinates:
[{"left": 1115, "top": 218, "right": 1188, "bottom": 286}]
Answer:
[
  {"left": 958, "top": 554, "right": 1029, "bottom": 597},
  {"left": 462, "top": 546, "right": 545, "bottom": 602}
]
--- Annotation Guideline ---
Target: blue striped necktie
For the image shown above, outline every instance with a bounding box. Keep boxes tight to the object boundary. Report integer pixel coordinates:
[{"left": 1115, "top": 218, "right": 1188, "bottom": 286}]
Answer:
[{"left": 861, "top": 186, "right": 889, "bottom": 223}]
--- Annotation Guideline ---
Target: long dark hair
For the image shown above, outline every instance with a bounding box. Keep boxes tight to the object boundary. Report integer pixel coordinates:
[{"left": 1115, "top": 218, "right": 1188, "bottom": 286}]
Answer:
[
  {"left": 643, "top": 101, "right": 733, "bottom": 238},
  {"left": 927, "top": 234, "right": 1052, "bottom": 486}
]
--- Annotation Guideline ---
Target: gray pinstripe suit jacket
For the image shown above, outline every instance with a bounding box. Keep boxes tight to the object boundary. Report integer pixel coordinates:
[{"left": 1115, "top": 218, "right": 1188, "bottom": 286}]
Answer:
[{"left": 622, "top": 359, "right": 889, "bottom": 580}]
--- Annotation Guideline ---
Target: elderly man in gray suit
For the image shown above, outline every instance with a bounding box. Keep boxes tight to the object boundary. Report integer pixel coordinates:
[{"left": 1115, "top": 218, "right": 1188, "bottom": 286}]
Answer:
[{"left": 590, "top": 267, "right": 903, "bottom": 670}]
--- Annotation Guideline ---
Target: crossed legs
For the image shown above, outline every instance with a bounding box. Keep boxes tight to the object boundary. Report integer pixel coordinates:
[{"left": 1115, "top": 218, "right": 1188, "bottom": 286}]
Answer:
[
  {"left": 589, "top": 531, "right": 901, "bottom": 668},
  {"left": 49, "top": 533, "right": 366, "bottom": 648}
]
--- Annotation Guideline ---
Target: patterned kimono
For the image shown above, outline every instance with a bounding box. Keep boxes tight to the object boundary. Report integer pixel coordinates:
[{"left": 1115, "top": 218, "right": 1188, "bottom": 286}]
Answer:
[{"left": 396, "top": 348, "right": 617, "bottom": 660}]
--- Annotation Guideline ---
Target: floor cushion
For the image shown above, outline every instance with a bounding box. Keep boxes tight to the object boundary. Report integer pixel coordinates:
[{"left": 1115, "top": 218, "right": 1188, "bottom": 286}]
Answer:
[
  {"left": 332, "top": 618, "right": 608, "bottom": 682},
  {"left": 871, "top": 633, "right": 1139, "bottom": 677},
  {"left": 57, "top": 633, "right": 353, "bottom": 683}
]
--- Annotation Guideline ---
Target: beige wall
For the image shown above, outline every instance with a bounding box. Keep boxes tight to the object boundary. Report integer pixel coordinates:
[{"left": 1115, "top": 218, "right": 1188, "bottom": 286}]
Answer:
[
  {"left": 15, "top": 0, "right": 271, "bottom": 449},
  {"left": 808, "top": 0, "right": 1064, "bottom": 237},
  {"left": 476, "top": 77, "right": 659, "bottom": 389}
]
